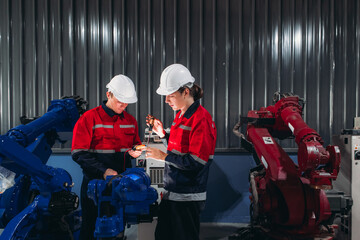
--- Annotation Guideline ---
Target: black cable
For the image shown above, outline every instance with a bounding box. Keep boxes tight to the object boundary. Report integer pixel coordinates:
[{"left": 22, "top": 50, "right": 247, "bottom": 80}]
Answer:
[{"left": 107, "top": 174, "right": 124, "bottom": 188}]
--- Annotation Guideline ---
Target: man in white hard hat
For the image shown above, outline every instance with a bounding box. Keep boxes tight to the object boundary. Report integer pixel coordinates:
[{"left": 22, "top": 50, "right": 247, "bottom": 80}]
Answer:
[
  {"left": 146, "top": 64, "right": 217, "bottom": 240},
  {"left": 71, "top": 74, "right": 142, "bottom": 240}
]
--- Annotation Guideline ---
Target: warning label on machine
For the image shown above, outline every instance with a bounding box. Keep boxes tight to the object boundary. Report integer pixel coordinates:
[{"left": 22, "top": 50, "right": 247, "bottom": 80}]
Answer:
[{"left": 263, "top": 137, "right": 274, "bottom": 144}]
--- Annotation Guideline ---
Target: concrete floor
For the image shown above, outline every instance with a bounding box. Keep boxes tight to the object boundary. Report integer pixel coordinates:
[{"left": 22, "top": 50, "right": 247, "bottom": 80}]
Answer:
[
  {"left": 0, "top": 222, "right": 350, "bottom": 240},
  {"left": 125, "top": 223, "right": 250, "bottom": 240},
  {"left": 125, "top": 222, "right": 350, "bottom": 240}
]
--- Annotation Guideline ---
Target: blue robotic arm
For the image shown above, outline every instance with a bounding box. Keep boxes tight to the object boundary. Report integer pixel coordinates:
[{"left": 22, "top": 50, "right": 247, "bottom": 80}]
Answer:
[
  {"left": 0, "top": 96, "right": 87, "bottom": 240},
  {"left": 87, "top": 168, "right": 158, "bottom": 239}
]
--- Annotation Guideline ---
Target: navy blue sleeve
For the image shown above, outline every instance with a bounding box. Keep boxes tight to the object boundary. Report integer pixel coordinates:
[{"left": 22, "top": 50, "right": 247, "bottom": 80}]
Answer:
[
  {"left": 72, "top": 151, "right": 107, "bottom": 179},
  {"left": 165, "top": 152, "right": 204, "bottom": 171}
]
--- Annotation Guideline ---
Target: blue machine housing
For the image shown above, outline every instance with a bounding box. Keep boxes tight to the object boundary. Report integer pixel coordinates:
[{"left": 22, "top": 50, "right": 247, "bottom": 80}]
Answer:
[
  {"left": 87, "top": 168, "right": 158, "bottom": 239},
  {"left": 0, "top": 97, "right": 86, "bottom": 240}
]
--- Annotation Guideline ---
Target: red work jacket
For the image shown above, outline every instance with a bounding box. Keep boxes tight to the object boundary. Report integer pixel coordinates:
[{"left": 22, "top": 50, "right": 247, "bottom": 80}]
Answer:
[
  {"left": 162, "top": 101, "right": 217, "bottom": 201},
  {"left": 71, "top": 102, "right": 141, "bottom": 179}
]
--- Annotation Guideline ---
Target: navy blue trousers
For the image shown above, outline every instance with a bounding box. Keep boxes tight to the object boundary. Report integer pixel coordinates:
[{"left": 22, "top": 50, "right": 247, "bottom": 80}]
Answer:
[{"left": 155, "top": 199, "right": 205, "bottom": 240}]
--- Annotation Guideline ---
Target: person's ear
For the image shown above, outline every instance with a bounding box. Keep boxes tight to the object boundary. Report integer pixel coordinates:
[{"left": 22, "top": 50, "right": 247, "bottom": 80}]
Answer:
[
  {"left": 184, "top": 88, "right": 190, "bottom": 98},
  {"left": 106, "top": 92, "right": 110, "bottom": 99}
]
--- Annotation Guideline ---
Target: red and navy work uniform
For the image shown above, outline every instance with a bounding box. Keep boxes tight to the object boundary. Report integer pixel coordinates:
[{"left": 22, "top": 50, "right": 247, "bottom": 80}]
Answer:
[
  {"left": 155, "top": 100, "right": 217, "bottom": 240},
  {"left": 71, "top": 101, "right": 141, "bottom": 240}
]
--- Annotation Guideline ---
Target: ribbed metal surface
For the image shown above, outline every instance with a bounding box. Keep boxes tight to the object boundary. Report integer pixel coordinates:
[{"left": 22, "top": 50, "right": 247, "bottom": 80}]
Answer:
[{"left": 0, "top": 0, "right": 359, "bottom": 150}]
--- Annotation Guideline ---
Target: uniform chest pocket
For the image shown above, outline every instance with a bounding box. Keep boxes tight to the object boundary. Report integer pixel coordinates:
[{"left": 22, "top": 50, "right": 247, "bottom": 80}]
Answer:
[
  {"left": 177, "top": 125, "right": 191, "bottom": 151},
  {"left": 118, "top": 125, "right": 136, "bottom": 147},
  {"left": 119, "top": 125, "right": 136, "bottom": 135},
  {"left": 92, "top": 125, "right": 115, "bottom": 147}
]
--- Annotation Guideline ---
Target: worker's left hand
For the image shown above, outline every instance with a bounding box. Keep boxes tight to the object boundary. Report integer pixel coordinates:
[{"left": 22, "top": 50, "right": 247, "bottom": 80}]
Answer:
[
  {"left": 146, "top": 147, "right": 168, "bottom": 160},
  {"left": 128, "top": 149, "right": 142, "bottom": 158}
]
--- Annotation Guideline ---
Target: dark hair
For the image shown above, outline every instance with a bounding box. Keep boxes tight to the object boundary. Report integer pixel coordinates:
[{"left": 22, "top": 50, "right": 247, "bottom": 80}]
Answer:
[{"left": 178, "top": 83, "right": 203, "bottom": 101}]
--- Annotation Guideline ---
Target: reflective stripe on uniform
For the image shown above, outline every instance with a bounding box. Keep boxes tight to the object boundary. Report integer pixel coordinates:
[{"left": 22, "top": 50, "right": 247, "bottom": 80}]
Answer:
[
  {"left": 179, "top": 124, "right": 191, "bottom": 131},
  {"left": 72, "top": 149, "right": 130, "bottom": 154},
  {"left": 93, "top": 124, "right": 113, "bottom": 129},
  {"left": 71, "top": 149, "right": 88, "bottom": 155},
  {"left": 89, "top": 149, "right": 116, "bottom": 153},
  {"left": 165, "top": 161, "right": 182, "bottom": 168},
  {"left": 170, "top": 150, "right": 210, "bottom": 165},
  {"left": 166, "top": 191, "right": 207, "bottom": 201},
  {"left": 190, "top": 154, "right": 207, "bottom": 165},
  {"left": 119, "top": 125, "right": 135, "bottom": 128},
  {"left": 172, "top": 122, "right": 176, "bottom": 126},
  {"left": 171, "top": 149, "right": 186, "bottom": 156}
]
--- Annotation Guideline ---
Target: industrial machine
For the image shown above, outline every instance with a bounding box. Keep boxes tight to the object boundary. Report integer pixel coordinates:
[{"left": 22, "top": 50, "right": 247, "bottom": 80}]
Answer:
[
  {"left": 233, "top": 92, "right": 341, "bottom": 239},
  {"left": 332, "top": 125, "right": 360, "bottom": 240},
  {"left": 0, "top": 96, "right": 87, "bottom": 240},
  {"left": 136, "top": 127, "right": 167, "bottom": 240},
  {"left": 87, "top": 168, "right": 158, "bottom": 239}
]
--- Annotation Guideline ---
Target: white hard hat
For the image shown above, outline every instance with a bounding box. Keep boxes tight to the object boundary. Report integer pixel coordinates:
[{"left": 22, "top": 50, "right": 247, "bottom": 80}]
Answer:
[
  {"left": 106, "top": 74, "right": 138, "bottom": 103},
  {"left": 156, "top": 64, "right": 195, "bottom": 95}
]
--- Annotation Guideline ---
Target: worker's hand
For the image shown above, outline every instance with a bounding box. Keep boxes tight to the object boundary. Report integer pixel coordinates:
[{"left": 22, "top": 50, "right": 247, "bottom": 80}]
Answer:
[
  {"left": 146, "top": 147, "right": 168, "bottom": 160},
  {"left": 128, "top": 149, "right": 142, "bottom": 158},
  {"left": 146, "top": 114, "right": 166, "bottom": 138},
  {"left": 103, "top": 168, "right": 118, "bottom": 180}
]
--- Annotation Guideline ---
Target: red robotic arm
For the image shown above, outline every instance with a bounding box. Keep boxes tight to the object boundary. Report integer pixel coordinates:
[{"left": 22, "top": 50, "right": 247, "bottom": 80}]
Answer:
[{"left": 239, "top": 92, "right": 340, "bottom": 238}]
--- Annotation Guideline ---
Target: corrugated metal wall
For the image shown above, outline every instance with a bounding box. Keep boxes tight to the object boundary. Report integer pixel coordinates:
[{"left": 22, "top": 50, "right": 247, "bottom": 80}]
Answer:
[{"left": 0, "top": 0, "right": 359, "bottom": 151}]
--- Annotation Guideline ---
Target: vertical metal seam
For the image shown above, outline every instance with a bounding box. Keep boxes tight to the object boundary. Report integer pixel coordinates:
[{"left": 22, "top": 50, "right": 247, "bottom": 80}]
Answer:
[
  {"left": 174, "top": 0, "right": 177, "bottom": 63},
  {"left": 329, "top": 0, "right": 335, "bottom": 136},
  {"left": 121, "top": 0, "right": 125, "bottom": 73},
  {"left": 186, "top": 0, "right": 190, "bottom": 67},
  {"left": 316, "top": 0, "right": 321, "bottom": 131},
  {"left": 303, "top": 0, "right": 308, "bottom": 122},
  {"left": 344, "top": 0, "right": 348, "bottom": 127},
  {"left": 71, "top": 0, "right": 75, "bottom": 95},
  {"left": 111, "top": 0, "right": 114, "bottom": 77},
  {"left": 18, "top": 0, "right": 25, "bottom": 119},
  {"left": 59, "top": 0, "right": 63, "bottom": 98},
  {"left": 211, "top": 0, "right": 216, "bottom": 119},
  {"left": 6, "top": 0, "right": 11, "bottom": 127},
  {"left": 277, "top": 0, "right": 281, "bottom": 92},
  {"left": 34, "top": 0, "right": 38, "bottom": 115},
  {"left": 148, "top": 0, "right": 152, "bottom": 114},
  {"left": 251, "top": 0, "right": 255, "bottom": 109},
  {"left": 173, "top": 0, "right": 178, "bottom": 119},
  {"left": 110, "top": 0, "right": 114, "bottom": 79},
  {"left": 290, "top": 0, "right": 294, "bottom": 93},
  {"left": 135, "top": 0, "right": 139, "bottom": 121},
  {"left": 98, "top": 0, "right": 102, "bottom": 104},
  {"left": 238, "top": 0, "right": 242, "bottom": 118},
  {"left": 8, "top": 0, "right": 13, "bottom": 126},
  {"left": 21, "top": 0, "right": 25, "bottom": 114},
  {"left": 0, "top": 0, "right": 3, "bottom": 130},
  {"left": 225, "top": 0, "right": 229, "bottom": 148},
  {"left": 237, "top": 0, "right": 243, "bottom": 148},
  {"left": 46, "top": 0, "right": 51, "bottom": 106},
  {"left": 84, "top": 0, "right": 89, "bottom": 102},
  {"left": 160, "top": 0, "right": 165, "bottom": 123},
  {"left": 356, "top": 0, "right": 360, "bottom": 117},
  {"left": 199, "top": 0, "right": 203, "bottom": 106},
  {"left": 264, "top": 0, "right": 268, "bottom": 105}
]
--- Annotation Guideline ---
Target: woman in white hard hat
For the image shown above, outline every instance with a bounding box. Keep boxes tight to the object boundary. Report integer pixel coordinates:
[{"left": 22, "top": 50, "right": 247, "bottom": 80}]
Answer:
[
  {"left": 146, "top": 64, "right": 217, "bottom": 240},
  {"left": 71, "top": 75, "right": 143, "bottom": 240}
]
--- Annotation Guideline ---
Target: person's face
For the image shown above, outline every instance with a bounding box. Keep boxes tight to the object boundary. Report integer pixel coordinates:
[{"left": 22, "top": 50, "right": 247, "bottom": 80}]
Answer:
[
  {"left": 165, "top": 90, "right": 188, "bottom": 111},
  {"left": 106, "top": 92, "right": 128, "bottom": 114}
]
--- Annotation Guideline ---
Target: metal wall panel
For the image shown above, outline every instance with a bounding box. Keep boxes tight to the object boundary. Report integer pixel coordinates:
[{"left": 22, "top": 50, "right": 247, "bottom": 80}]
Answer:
[{"left": 0, "top": 0, "right": 359, "bottom": 151}]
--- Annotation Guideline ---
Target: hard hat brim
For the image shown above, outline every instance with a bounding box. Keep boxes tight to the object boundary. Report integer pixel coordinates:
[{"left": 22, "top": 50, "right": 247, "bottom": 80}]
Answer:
[
  {"left": 156, "top": 86, "right": 177, "bottom": 96},
  {"left": 112, "top": 92, "right": 138, "bottom": 104}
]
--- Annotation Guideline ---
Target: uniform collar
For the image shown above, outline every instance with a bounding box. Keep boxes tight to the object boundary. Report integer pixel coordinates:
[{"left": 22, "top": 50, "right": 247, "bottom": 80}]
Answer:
[
  {"left": 183, "top": 100, "right": 200, "bottom": 119},
  {"left": 101, "top": 101, "right": 124, "bottom": 118}
]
